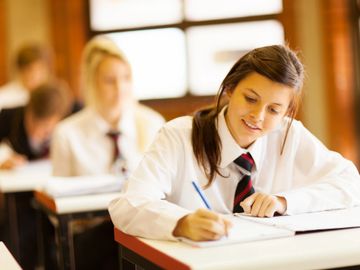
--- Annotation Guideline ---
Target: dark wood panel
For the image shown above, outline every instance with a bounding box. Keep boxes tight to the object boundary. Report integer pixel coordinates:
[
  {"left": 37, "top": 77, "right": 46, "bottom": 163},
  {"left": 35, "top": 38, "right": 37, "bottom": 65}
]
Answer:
[
  {"left": 48, "top": 0, "right": 89, "bottom": 100},
  {"left": 320, "top": 0, "right": 358, "bottom": 164},
  {"left": 141, "top": 95, "right": 215, "bottom": 121}
]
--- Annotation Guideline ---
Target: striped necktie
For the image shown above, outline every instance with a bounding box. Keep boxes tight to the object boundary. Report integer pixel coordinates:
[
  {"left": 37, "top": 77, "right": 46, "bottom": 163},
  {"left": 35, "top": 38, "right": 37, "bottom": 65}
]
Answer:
[
  {"left": 106, "top": 131, "right": 121, "bottom": 162},
  {"left": 233, "top": 153, "right": 255, "bottom": 213}
]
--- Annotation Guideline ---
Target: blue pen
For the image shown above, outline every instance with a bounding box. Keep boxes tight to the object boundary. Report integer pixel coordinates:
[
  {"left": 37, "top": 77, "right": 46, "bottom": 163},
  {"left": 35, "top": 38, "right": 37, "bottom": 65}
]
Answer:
[{"left": 192, "top": 181, "right": 212, "bottom": 210}]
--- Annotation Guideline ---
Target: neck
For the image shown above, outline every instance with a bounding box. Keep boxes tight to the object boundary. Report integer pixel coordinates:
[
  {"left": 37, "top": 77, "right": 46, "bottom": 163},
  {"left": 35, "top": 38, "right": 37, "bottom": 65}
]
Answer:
[{"left": 97, "top": 106, "right": 122, "bottom": 129}]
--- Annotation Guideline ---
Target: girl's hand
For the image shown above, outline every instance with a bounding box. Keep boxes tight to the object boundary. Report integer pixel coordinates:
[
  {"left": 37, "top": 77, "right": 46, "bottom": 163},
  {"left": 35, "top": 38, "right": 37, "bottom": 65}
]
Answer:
[
  {"left": 172, "top": 208, "right": 232, "bottom": 241},
  {"left": 240, "top": 192, "right": 287, "bottom": 217},
  {"left": 0, "top": 154, "right": 27, "bottom": 170}
]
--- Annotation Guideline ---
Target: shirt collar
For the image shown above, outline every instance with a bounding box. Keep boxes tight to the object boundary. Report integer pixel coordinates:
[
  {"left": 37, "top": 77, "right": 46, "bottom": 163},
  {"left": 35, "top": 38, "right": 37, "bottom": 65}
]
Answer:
[
  {"left": 87, "top": 106, "right": 137, "bottom": 139},
  {"left": 217, "top": 106, "right": 263, "bottom": 171}
]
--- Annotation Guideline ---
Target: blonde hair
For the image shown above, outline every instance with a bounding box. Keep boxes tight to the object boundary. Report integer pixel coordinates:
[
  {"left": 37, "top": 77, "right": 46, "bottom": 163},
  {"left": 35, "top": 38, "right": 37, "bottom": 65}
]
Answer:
[{"left": 81, "top": 36, "right": 130, "bottom": 108}]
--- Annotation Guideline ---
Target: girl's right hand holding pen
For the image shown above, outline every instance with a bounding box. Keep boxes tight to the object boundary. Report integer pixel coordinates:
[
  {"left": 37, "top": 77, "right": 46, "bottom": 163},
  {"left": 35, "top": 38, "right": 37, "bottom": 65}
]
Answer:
[{"left": 173, "top": 209, "right": 232, "bottom": 241}]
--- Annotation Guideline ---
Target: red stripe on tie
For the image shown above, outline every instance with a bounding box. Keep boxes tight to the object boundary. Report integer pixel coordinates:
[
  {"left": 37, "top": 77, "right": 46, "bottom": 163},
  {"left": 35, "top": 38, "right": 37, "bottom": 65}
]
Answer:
[
  {"left": 241, "top": 153, "right": 255, "bottom": 166},
  {"left": 234, "top": 180, "right": 253, "bottom": 206}
]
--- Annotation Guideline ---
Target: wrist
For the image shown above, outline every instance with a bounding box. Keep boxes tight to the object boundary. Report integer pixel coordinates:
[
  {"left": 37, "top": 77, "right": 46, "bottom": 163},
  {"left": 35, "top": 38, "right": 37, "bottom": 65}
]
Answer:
[{"left": 172, "top": 214, "right": 189, "bottom": 237}]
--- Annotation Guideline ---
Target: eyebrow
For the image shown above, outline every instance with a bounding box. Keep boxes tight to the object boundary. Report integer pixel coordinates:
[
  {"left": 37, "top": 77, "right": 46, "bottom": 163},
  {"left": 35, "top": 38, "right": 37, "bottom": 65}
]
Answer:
[{"left": 244, "top": 88, "right": 284, "bottom": 107}]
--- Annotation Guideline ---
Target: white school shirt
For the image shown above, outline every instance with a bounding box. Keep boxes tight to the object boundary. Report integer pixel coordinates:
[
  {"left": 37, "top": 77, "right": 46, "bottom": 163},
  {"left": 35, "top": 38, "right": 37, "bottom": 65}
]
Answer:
[
  {"left": 109, "top": 106, "right": 360, "bottom": 240},
  {"left": 51, "top": 104, "right": 165, "bottom": 176},
  {"left": 0, "top": 81, "right": 29, "bottom": 110}
]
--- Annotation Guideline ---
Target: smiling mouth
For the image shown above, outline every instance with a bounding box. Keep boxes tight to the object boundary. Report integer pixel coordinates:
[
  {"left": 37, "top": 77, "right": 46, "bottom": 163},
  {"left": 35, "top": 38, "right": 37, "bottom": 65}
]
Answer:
[{"left": 243, "top": 119, "right": 261, "bottom": 130}]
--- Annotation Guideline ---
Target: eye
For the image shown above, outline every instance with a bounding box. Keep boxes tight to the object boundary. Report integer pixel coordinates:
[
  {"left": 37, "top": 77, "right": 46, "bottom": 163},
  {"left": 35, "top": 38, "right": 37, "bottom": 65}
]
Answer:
[
  {"left": 244, "top": 95, "right": 257, "bottom": 103},
  {"left": 268, "top": 107, "right": 280, "bottom": 115}
]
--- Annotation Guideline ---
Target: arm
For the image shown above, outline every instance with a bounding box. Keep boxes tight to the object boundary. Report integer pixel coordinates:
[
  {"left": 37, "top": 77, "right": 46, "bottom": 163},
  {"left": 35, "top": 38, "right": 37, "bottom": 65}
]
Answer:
[
  {"left": 278, "top": 121, "right": 360, "bottom": 214},
  {"left": 109, "top": 124, "right": 230, "bottom": 241}
]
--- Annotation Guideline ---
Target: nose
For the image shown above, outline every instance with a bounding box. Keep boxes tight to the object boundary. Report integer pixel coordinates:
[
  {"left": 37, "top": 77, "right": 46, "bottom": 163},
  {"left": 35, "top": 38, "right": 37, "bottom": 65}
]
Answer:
[{"left": 250, "top": 105, "right": 265, "bottom": 122}]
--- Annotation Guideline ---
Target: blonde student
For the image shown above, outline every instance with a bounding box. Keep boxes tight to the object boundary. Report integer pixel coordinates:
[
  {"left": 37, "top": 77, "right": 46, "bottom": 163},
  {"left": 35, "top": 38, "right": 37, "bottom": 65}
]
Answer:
[
  {"left": 109, "top": 45, "right": 360, "bottom": 242},
  {"left": 51, "top": 36, "right": 165, "bottom": 176},
  {"left": 50, "top": 35, "right": 164, "bottom": 269}
]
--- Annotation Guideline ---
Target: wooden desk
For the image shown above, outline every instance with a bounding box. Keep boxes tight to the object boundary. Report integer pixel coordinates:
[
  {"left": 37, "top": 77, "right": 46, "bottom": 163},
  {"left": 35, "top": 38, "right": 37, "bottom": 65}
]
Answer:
[
  {"left": 34, "top": 190, "right": 121, "bottom": 270},
  {"left": 0, "top": 170, "right": 49, "bottom": 268},
  {"left": 114, "top": 227, "right": 360, "bottom": 270},
  {"left": 0, "top": 241, "right": 22, "bottom": 270}
]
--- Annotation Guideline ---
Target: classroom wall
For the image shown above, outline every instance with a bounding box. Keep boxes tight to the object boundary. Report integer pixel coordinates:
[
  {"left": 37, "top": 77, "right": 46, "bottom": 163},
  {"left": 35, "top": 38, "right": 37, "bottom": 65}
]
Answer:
[
  {"left": 294, "top": 0, "right": 329, "bottom": 145},
  {"left": 4, "top": 0, "right": 51, "bottom": 78}
]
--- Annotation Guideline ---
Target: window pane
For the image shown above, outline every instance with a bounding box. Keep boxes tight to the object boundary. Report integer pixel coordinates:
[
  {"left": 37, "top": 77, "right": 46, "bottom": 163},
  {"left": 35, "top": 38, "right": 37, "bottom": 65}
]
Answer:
[
  {"left": 90, "top": 0, "right": 183, "bottom": 31},
  {"left": 106, "top": 28, "right": 187, "bottom": 100},
  {"left": 187, "top": 20, "right": 284, "bottom": 95},
  {"left": 185, "top": 0, "right": 282, "bottom": 21}
]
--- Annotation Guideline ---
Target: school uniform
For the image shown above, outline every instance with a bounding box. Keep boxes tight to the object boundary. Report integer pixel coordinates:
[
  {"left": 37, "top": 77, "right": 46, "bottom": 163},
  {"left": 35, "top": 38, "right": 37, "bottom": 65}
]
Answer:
[
  {"left": 51, "top": 104, "right": 165, "bottom": 176},
  {"left": 0, "top": 81, "right": 29, "bottom": 111},
  {"left": 0, "top": 106, "right": 49, "bottom": 160},
  {"left": 109, "top": 106, "right": 360, "bottom": 240}
]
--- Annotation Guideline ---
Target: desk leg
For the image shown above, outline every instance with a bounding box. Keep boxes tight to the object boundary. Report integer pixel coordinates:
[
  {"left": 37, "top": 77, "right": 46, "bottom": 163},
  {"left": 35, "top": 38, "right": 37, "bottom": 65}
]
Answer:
[
  {"left": 6, "top": 193, "right": 20, "bottom": 260},
  {"left": 119, "top": 244, "right": 162, "bottom": 270},
  {"left": 56, "top": 215, "right": 76, "bottom": 270}
]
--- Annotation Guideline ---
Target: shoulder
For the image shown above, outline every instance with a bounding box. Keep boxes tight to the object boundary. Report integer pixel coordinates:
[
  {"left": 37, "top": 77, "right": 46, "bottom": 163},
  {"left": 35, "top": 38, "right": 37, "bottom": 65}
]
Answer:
[
  {"left": 158, "top": 116, "right": 193, "bottom": 140},
  {"left": 55, "top": 108, "right": 93, "bottom": 134},
  {"left": 135, "top": 103, "right": 165, "bottom": 123},
  {"left": 0, "top": 106, "right": 24, "bottom": 121}
]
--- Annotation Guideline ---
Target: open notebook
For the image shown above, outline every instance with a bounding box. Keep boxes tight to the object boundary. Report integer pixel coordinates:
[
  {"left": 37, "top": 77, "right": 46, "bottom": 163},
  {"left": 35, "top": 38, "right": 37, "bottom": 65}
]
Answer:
[
  {"left": 178, "top": 207, "right": 360, "bottom": 247},
  {"left": 43, "top": 175, "right": 124, "bottom": 197}
]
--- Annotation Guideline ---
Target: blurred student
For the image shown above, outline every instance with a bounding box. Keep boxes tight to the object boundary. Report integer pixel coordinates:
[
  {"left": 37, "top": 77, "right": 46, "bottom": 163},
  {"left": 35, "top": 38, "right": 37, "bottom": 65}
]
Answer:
[
  {"left": 0, "top": 43, "right": 53, "bottom": 110},
  {"left": 0, "top": 81, "right": 70, "bottom": 169},
  {"left": 0, "top": 81, "right": 70, "bottom": 270},
  {"left": 50, "top": 36, "right": 164, "bottom": 269},
  {"left": 51, "top": 36, "right": 164, "bottom": 177}
]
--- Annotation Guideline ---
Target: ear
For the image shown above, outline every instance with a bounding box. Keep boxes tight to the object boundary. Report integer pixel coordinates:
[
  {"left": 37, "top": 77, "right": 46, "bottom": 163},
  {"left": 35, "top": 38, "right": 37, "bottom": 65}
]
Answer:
[{"left": 224, "top": 87, "right": 233, "bottom": 98}]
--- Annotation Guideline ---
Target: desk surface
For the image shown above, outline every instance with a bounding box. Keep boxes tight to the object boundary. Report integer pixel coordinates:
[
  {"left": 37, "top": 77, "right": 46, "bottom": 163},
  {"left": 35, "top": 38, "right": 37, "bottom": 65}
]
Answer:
[
  {"left": 115, "top": 227, "right": 360, "bottom": 270},
  {"left": 34, "top": 190, "right": 121, "bottom": 214},
  {"left": 0, "top": 242, "right": 22, "bottom": 270}
]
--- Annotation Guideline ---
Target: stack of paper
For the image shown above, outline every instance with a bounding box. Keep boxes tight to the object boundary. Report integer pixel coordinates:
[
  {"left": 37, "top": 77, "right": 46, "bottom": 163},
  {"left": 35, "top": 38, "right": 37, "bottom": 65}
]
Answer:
[{"left": 44, "top": 174, "right": 124, "bottom": 197}]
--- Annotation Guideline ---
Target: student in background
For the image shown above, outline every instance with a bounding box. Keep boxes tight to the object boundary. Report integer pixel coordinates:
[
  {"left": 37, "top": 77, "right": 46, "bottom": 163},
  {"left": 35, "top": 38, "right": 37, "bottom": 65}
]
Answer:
[
  {"left": 0, "top": 43, "right": 53, "bottom": 110},
  {"left": 0, "top": 81, "right": 70, "bottom": 270},
  {"left": 51, "top": 36, "right": 164, "bottom": 176},
  {"left": 50, "top": 36, "right": 164, "bottom": 269},
  {"left": 109, "top": 45, "right": 360, "bottom": 242},
  {"left": 0, "top": 81, "right": 70, "bottom": 169}
]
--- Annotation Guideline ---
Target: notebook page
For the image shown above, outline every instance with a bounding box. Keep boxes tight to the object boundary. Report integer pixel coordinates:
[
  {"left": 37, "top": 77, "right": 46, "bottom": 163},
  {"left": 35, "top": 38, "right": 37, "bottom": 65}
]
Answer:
[
  {"left": 177, "top": 215, "right": 294, "bottom": 247},
  {"left": 235, "top": 207, "right": 360, "bottom": 232}
]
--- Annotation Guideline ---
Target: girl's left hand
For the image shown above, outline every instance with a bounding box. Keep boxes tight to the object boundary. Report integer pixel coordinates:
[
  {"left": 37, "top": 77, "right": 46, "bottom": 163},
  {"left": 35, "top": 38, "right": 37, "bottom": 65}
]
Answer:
[{"left": 239, "top": 192, "right": 287, "bottom": 217}]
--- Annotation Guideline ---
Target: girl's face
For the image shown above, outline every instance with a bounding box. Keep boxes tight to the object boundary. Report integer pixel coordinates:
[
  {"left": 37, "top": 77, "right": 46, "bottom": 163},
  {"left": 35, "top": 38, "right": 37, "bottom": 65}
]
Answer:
[
  {"left": 95, "top": 56, "right": 133, "bottom": 116},
  {"left": 225, "top": 72, "right": 293, "bottom": 148}
]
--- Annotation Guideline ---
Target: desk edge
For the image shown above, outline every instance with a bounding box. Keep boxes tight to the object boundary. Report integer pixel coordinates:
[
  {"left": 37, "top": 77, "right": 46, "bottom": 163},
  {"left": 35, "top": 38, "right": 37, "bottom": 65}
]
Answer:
[{"left": 114, "top": 228, "right": 191, "bottom": 270}]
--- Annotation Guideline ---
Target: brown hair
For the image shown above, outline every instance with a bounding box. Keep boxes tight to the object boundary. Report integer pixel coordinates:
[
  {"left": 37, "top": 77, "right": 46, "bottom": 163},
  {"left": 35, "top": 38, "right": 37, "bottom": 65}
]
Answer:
[
  {"left": 192, "top": 45, "right": 304, "bottom": 186},
  {"left": 15, "top": 44, "right": 53, "bottom": 71},
  {"left": 27, "top": 80, "right": 70, "bottom": 119}
]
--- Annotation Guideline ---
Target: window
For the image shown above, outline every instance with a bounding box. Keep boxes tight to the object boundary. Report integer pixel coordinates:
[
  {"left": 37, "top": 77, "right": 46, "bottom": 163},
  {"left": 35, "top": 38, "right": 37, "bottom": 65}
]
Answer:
[{"left": 89, "top": 0, "right": 284, "bottom": 100}]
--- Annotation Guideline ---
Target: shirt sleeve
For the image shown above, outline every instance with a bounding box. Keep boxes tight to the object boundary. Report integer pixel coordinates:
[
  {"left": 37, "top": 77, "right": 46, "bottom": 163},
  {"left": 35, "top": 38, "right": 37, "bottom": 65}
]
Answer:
[
  {"left": 109, "top": 125, "right": 191, "bottom": 240},
  {"left": 50, "top": 124, "right": 74, "bottom": 176},
  {"left": 278, "top": 121, "right": 360, "bottom": 214}
]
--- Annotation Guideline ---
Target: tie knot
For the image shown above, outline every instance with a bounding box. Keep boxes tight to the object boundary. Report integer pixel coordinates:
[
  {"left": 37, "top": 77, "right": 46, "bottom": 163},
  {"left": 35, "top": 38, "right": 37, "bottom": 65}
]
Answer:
[
  {"left": 107, "top": 131, "right": 120, "bottom": 141},
  {"left": 234, "top": 153, "right": 254, "bottom": 172}
]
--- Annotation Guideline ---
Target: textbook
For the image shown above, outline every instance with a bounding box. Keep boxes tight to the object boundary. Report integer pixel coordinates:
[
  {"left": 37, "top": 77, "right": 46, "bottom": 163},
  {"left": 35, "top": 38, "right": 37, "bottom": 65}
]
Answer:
[{"left": 178, "top": 207, "right": 360, "bottom": 247}]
